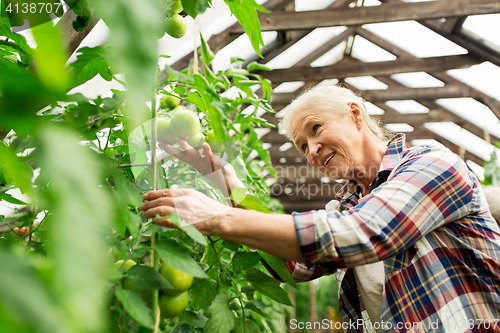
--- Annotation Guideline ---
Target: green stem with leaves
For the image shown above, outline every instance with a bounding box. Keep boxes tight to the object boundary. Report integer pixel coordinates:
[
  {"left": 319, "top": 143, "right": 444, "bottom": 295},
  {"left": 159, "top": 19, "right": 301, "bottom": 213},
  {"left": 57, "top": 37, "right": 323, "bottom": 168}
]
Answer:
[{"left": 208, "top": 236, "right": 246, "bottom": 333}]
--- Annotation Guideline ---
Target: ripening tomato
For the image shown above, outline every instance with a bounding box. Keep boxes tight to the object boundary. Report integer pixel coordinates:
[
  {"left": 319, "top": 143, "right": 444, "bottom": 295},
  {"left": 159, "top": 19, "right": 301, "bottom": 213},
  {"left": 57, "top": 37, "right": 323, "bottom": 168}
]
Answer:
[
  {"left": 159, "top": 291, "right": 189, "bottom": 318},
  {"left": 160, "top": 263, "right": 194, "bottom": 295}
]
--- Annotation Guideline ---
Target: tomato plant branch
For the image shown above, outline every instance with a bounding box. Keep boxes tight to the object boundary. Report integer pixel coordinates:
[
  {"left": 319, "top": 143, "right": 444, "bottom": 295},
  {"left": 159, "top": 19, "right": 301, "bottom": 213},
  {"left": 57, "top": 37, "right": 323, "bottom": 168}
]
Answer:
[
  {"left": 208, "top": 236, "right": 247, "bottom": 333},
  {"left": 150, "top": 88, "right": 161, "bottom": 333}
]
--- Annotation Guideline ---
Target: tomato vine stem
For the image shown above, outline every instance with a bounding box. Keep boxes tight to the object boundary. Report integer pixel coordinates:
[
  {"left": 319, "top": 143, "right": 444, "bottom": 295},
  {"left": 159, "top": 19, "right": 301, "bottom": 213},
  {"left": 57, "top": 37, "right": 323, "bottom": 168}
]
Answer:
[{"left": 208, "top": 236, "right": 246, "bottom": 333}]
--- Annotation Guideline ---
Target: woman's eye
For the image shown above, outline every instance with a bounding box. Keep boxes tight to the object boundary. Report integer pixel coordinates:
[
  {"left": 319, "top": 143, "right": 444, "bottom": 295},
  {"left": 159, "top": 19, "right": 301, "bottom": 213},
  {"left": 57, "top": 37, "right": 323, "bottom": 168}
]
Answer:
[
  {"left": 313, "top": 124, "right": 320, "bottom": 133},
  {"left": 301, "top": 143, "right": 308, "bottom": 152}
]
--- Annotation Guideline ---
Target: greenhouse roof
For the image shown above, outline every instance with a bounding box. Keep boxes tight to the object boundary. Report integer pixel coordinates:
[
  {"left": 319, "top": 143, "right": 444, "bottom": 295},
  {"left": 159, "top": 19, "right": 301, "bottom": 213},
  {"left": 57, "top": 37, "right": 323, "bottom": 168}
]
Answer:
[{"left": 23, "top": 0, "right": 500, "bottom": 212}]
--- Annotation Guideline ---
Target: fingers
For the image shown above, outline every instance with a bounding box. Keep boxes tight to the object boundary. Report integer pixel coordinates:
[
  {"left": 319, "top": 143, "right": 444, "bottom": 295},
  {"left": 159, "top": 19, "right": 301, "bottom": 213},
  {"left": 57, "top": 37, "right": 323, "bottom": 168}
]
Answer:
[
  {"left": 177, "top": 139, "right": 204, "bottom": 162},
  {"left": 140, "top": 196, "right": 175, "bottom": 213},
  {"left": 142, "top": 189, "right": 172, "bottom": 201},
  {"left": 158, "top": 142, "right": 181, "bottom": 156},
  {"left": 142, "top": 205, "right": 174, "bottom": 219}
]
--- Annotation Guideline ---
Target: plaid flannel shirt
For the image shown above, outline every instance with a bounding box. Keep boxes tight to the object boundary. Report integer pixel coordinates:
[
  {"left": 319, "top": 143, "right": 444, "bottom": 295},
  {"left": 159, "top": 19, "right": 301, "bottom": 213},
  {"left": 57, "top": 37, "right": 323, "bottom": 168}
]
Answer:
[{"left": 273, "top": 134, "right": 500, "bottom": 333}]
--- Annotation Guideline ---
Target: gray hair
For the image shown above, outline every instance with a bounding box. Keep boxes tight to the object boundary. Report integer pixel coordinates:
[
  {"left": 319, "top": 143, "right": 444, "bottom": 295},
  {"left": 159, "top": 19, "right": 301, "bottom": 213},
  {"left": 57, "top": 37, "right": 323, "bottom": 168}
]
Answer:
[{"left": 279, "top": 85, "right": 389, "bottom": 142}]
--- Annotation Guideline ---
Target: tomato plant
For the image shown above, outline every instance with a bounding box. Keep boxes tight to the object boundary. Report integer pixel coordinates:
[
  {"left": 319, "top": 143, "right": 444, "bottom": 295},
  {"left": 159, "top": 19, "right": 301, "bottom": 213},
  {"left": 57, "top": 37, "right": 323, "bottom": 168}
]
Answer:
[{"left": 0, "top": 0, "right": 296, "bottom": 333}]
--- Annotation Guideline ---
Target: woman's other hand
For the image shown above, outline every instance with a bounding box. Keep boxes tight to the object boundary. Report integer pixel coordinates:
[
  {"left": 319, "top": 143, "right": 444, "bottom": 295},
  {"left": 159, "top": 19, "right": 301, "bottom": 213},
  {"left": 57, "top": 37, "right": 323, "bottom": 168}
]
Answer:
[{"left": 140, "top": 188, "right": 230, "bottom": 235}]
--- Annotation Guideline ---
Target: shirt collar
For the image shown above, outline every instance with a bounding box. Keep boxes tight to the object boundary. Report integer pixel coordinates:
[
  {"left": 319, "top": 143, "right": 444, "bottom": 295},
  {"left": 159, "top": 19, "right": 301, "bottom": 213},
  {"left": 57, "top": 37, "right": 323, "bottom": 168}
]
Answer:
[{"left": 335, "top": 134, "right": 407, "bottom": 208}]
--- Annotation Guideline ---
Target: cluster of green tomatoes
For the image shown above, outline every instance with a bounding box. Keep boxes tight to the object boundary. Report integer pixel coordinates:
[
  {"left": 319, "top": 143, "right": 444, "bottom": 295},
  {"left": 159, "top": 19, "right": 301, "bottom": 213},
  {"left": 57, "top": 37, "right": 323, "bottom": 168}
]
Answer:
[
  {"left": 115, "top": 259, "right": 194, "bottom": 318},
  {"left": 161, "top": 0, "right": 187, "bottom": 39},
  {"left": 156, "top": 95, "right": 219, "bottom": 152}
]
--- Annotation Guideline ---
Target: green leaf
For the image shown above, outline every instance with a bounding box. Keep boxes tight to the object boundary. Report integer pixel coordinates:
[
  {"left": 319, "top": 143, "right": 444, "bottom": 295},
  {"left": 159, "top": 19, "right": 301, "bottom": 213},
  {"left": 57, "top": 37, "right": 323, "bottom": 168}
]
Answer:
[
  {"left": 165, "top": 65, "right": 195, "bottom": 84},
  {"left": 36, "top": 125, "right": 113, "bottom": 331},
  {"left": 126, "top": 265, "right": 172, "bottom": 290},
  {"left": 243, "top": 301, "right": 264, "bottom": 316},
  {"left": 230, "top": 319, "right": 260, "bottom": 333},
  {"left": 0, "top": 19, "right": 34, "bottom": 65},
  {"left": 0, "top": 192, "right": 28, "bottom": 205},
  {"left": 204, "top": 294, "right": 236, "bottom": 333},
  {"left": 30, "top": 21, "right": 69, "bottom": 92},
  {"left": 186, "top": 92, "right": 206, "bottom": 111},
  {"left": 0, "top": 143, "right": 33, "bottom": 194},
  {"left": 199, "top": 32, "right": 215, "bottom": 66},
  {"left": 189, "top": 279, "right": 218, "bottom": 311},
  {"left": 181, "top": 224, "right": 208, "bottom": 246},
  {"left": 231, "top": 251, "right": 261, "bottom": 271},
  {"left": 181, "top": 0, "right": 211, "bottom": 18},
  {"left": 230, "top": 188, "right": 272, "bottom": 213},
  {"left": 112, "top": 169, "right": 143, "bottom": 208},
  {"left": 114, "top": 286, "right": 154, "bottom": 329},
  {"left": 172, "top": 323, "right": 195, "bottom": 333},
  {"left": 245, "top": 267, "right": 292, "bottom": 306},
  {"left": 70, "top": 46, "right": 114, "bottom": 88},
  {"left": 224, "top": 0, "right": 268, "bottom": 57},
  {"left": 0, "top": 249, "right": 70, "bottom": 333},
  {"left": 88, "top": 0, "right": 162, "bottom": 136},
  {"left": 258, "top": 251, "right": 297, "bottom": 289},
  {"left": 246, "top": 61, "right": 271, "bottom": 72},
  {"left": 222, "top": 240, "right": 240, "bottom": 251},
  {"left": 182, "top": 311, "right": 208, "bottom": 328},
  {"left": 155, "top": 239, "right": 208, "bottom": 278}
]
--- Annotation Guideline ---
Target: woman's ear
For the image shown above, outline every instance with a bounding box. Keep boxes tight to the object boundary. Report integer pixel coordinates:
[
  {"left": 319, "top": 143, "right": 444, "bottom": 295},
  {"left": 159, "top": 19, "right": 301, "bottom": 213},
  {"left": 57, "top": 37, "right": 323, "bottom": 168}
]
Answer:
[{"left": 348, "top": 102, "right": 362, "bottom": 130}]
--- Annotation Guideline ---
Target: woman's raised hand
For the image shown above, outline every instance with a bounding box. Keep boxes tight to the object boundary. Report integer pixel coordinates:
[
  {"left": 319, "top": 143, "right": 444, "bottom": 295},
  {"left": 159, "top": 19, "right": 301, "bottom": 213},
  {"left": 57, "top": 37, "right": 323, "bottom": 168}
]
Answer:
[{"left": 158, "top": 139, "right": 245, "bottom": 193}]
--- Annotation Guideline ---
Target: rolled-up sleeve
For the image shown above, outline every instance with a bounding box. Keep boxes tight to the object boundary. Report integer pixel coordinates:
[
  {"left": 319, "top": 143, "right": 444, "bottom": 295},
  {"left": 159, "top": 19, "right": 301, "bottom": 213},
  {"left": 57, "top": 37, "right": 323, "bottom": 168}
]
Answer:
[{"left": 294, "top": 147, "right": 474, "bottom": 267}]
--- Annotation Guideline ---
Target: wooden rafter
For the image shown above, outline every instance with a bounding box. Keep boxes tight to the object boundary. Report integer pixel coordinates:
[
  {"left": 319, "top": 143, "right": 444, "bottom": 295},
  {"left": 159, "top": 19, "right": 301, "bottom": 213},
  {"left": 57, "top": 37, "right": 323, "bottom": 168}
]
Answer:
[
  {"left": 259, "top": 54, "right": 481, "bottom": 83},
  {"left": 229, "top": 0, "right": 500, "bottom": 33}
]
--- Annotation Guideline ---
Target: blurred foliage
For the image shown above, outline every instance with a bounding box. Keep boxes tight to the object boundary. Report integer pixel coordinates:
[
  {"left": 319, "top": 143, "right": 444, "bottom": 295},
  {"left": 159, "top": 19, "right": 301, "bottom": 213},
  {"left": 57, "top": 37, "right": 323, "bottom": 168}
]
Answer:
[
  {"left": 482, "top": 142, "right": 500, "bottom": 186},
  {"left": 0, "top": 0, "right": 302, "bottom": 332}
]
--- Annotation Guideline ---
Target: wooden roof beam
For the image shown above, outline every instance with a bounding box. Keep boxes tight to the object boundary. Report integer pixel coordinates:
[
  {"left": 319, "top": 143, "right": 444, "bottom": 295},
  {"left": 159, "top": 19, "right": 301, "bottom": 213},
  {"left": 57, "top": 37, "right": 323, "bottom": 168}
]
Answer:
[
  {"left": 229, "top": 0, "right": 500, "bottom": 33},
  {"left": 260, "top": 54, "right": 481, "bottom": 83}
]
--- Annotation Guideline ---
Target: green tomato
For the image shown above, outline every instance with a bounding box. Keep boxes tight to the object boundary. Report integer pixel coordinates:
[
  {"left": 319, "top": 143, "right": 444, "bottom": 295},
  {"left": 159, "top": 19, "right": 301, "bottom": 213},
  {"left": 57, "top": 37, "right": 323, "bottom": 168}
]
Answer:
[
  {"left": 186, "top": 132, "right": 205, "bottom": 148},
  {"left": 166, "top": 0, "right": 183, "bottom": 14},
  {"left": 164, "top": 14, "right": 187, "bottom": 39},
  {"left": 204, "top": 130, "right": 220, "bottom": 153},
  {"left": 160, "top": 95, "right": 181, "bottom": 110},
  {"left": 160, "top": 263, "right": 194, "bottom": 295},
  {"left": 105, "top": 148, "right": 118, "bottom": 157},
  {"left": 159, "top": 292, "right": 189, "bottom": 318},
  {"left": 157, "top": 118, "right": 179, "bottom": 145},
  {"left": 115, "top": 259, "right": 136, "bottom": 272},
  {"left": 170, "top": 109, "right": 200, "bottom": 140}
]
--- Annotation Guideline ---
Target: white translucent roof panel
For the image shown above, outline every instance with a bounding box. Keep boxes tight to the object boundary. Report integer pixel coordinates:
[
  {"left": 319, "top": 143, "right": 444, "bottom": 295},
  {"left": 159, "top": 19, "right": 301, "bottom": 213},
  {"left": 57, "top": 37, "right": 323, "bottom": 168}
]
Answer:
[
  {"left": 310, "top": 42, "right": 346, "bottom": 67},
  {"left": 273, "top": 82, "right": 306, "bottom": 93},
  {"left": 424, "top": 122, "right": 493, "bottom": 161},
  {"left": 351, "top": 35, "right": 397, "bottom": 62},
  {"left": 363, "top": 21, "right": 468, "bottom": 58},
  {"left": 462, "top": 14, "right": 500, "bottom": 50},
  {"left": 410, "top": 139, "right": 445, "bottom": 148},
  {"left": 466, "top": 160, "right": 485, "bottom": 181},
  {"left": 385, "top": 123, "right": 414, "bottom": 132},
  {"left": 317, "top": 78, "right": 340, "bottom": 87},
  {"left": 361, "top": 0, "right": 382, "bottom": 7},
  {"left": 345, "top": 76, "right": 388, "bottom": 90},
  {"left": 365, "top": 102, "right": 385, "bottom": 115},
  {"left": 212, "top": 31, "right": 277, "bottom": 72},
  {"left": 447, "top": 62, "right": 500, "bottom": 101},
  {"left": 436, "top": 98, "right": 500, "bottom": 138},
  {"left": 265, "top": 27, "right": 347, "bottom": 69},
  {"left": 385, "top": 100, "right": 429, "bottom": 113},
  {"left": 390, "top": 72, "right": 444, "bottom": 88},
  {"left": 295, "top": 0, "right": 337, "bottom": 11}
]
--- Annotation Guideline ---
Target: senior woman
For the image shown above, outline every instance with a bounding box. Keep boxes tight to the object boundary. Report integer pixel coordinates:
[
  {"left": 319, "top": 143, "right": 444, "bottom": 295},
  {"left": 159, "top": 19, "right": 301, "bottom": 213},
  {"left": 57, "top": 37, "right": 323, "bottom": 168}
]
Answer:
[{"left": 140, "top": 85, "right": 500, "bottom": 332}]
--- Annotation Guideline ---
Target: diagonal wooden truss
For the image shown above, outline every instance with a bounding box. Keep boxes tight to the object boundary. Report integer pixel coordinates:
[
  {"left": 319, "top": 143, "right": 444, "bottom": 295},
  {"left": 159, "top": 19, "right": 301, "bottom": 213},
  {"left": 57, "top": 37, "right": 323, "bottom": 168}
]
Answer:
[{"left": 62, "top": 0, "right": 500, "bottom": 212}]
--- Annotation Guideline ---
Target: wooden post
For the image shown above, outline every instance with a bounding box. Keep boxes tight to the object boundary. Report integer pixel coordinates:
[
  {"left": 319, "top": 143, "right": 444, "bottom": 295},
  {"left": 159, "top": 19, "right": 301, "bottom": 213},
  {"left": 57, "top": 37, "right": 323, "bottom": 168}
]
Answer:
[{"left": 309, "top": 281, "right": 318, "bottom": 333}]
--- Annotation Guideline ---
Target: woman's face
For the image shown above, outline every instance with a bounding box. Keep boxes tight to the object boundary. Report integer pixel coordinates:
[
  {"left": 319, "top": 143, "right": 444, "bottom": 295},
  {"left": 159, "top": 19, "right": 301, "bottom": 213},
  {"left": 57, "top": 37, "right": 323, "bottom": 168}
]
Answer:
[{"left": 290, "top": 104, "right": 363, "bottom": 180}]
